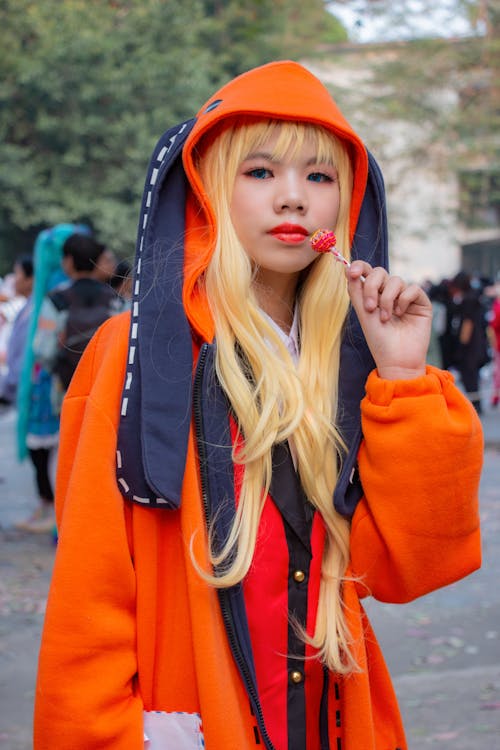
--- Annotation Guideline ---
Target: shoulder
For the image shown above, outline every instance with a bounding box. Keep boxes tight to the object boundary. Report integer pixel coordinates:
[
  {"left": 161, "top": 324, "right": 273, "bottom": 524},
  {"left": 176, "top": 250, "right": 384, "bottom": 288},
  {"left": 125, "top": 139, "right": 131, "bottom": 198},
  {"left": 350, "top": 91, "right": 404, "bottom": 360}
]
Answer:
[
  {"left": 86, "top": 278, "right": 117, "bottom": 298},
  {"left": 48, "top": 281, "right": 73, "bottom": 310}
]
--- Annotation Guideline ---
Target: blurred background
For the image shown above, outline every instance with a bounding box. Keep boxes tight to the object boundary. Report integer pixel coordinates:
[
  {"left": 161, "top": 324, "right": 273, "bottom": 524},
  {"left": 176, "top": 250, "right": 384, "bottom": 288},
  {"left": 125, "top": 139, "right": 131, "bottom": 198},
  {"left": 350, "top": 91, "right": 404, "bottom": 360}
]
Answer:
[{"left": 0, "top": 0, "right": 498, "bottom": 283}]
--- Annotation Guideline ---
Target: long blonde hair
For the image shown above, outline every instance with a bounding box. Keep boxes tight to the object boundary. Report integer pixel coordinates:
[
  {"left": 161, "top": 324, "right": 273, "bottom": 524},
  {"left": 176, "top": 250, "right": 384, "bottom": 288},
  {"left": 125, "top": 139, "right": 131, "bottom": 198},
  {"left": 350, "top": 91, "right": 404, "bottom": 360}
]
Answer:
[{"left": 195, "top": 119, "right": 357, "bottom": 673}]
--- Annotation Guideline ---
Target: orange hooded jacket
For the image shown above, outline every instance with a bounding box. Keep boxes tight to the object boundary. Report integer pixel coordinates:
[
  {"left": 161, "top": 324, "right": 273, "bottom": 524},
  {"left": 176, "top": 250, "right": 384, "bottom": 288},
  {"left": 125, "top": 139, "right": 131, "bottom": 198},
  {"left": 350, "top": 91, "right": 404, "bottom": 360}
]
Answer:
[{"left": 34, "top": 61, "right": 483, "bottom": 750}]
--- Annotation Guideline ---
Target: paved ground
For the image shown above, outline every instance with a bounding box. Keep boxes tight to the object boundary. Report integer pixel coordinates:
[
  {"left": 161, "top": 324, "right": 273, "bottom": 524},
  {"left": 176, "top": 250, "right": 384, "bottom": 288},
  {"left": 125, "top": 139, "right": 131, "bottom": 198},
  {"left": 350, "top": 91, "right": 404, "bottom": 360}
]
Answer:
[
  {"left": 0, "top": 373, "right": 499, "bottom": 749},
  {"left": 0, "top": 530, "right": 53, "bottom": 750}
]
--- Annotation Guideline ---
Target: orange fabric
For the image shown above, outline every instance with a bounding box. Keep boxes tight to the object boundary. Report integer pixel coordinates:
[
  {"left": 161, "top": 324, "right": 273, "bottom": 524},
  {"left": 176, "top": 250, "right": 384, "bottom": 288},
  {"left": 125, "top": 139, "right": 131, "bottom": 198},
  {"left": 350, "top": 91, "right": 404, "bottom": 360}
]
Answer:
[
  {"left": 352, "top": 367, "right": 483, "bottom": 602},
  {"left": 34, "top": 314, "right": 482, "bottom": 749}
]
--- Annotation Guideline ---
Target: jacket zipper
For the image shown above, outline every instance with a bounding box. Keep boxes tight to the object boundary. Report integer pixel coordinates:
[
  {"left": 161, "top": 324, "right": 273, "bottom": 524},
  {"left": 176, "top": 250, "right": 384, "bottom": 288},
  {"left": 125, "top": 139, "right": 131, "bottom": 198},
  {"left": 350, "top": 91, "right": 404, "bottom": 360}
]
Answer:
[{"left": 193, "top": 342, "right": 277, "bottom": 750}]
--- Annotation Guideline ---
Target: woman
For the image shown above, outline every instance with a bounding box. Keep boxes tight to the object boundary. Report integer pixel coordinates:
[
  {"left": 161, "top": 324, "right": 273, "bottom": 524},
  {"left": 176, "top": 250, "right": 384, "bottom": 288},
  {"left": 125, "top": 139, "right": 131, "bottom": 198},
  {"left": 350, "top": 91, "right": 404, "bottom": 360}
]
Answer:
[{"left": 34, "top": 61, "right": 482, "bottom": 750}]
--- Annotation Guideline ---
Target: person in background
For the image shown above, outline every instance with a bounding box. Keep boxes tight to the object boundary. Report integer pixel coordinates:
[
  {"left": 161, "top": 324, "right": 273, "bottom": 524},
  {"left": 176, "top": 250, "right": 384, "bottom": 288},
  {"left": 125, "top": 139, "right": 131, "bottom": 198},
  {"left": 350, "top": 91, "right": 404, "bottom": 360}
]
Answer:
[
  {"left": 16, "top": 224, "right": 90, "bottom": 533},
  {"left": 449, "top": 270, "right": 490, "bottom": 414},
  {"left": 0, "top": 271, "right": 26, "bottom": 371},
  {"left": 33, "top": 233, "right": 121, "bottom": 394},
  {"left": 428, "top": 279, "right": 455, "bottom": 370},
  {"left": 109, "top": 258, "right": 133, "bottom": 308},
  {"left": 424, "top": 280, "right": 446, "bottom": 369},
  {"left": 0, "top": 256, "right": 34, "bottom": 406},
  {"left": 93, "top": 246, "right": 117, "bottom": 283},
  {"left": 487, "top": 279, "right": 500, "bottom": 408}
]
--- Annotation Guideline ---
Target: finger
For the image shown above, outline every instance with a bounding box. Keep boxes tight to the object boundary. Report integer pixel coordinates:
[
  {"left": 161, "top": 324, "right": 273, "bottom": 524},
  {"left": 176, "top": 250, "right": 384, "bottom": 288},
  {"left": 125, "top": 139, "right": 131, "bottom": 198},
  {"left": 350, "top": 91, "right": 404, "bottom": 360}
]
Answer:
[
  {"left": 378, "top": 275, "right": 406, "bottom": 320},
  {"left": 394, "top": 284, "right": 432, "bottom": 316},
  {"left": 346, "top": 261, "right": 371, "bottom": 310},
  {"left": 347, "top": 260, "right": 371, "bottom": 281},
  {"left": 353, "top": 265, "right": 389, "bottom": 312}
]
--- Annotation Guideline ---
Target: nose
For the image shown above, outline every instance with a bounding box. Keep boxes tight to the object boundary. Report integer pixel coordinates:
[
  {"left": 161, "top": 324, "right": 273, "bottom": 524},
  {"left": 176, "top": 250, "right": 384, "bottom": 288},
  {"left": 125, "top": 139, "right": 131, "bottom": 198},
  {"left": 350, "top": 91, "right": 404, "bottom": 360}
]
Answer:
[{"left": 274, "top": 173, "right": 307, "bottom": 214}]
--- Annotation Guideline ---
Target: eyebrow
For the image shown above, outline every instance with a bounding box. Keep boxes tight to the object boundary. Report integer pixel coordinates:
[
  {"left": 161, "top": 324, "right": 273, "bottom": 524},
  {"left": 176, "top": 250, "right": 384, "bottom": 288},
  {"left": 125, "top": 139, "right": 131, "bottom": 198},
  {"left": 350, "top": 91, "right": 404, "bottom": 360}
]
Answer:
[
  {"left": 243, "top": 151, "right": 328, "bottom": 166},
  {"left": 243, "top": 151, "right": 276, "bottom": 162}
]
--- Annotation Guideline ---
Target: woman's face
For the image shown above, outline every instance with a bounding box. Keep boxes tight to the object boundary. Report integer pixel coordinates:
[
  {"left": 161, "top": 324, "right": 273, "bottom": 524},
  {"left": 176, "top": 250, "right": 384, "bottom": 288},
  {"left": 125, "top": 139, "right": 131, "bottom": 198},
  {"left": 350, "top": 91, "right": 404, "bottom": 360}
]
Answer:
[{"left": 230, "top": 130, "right": 340, "bottom": 294}]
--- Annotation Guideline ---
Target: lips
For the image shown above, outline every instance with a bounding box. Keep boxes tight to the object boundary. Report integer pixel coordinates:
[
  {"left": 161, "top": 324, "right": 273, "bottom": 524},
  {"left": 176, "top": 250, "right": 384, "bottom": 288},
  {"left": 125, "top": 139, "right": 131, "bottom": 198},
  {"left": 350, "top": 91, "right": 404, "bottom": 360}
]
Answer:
[{"left": 268, "top": 223, "right": 309, "bottom": 244}]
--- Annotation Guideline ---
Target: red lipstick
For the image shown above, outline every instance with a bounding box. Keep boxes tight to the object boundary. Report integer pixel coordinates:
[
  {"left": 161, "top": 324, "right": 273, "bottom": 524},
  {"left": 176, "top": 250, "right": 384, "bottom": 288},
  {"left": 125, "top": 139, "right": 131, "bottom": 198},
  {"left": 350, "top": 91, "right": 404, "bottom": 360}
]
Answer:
[{"left": 269, "top": 223, "right": 309, "bottom": 244}]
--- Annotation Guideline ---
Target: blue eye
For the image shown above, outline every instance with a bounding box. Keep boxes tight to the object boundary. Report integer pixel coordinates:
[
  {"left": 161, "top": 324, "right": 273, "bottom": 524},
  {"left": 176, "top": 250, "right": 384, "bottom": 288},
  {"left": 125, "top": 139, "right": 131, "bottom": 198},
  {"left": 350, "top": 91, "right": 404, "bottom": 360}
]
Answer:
[
  {"left": 308, "top": 172, "right": 334, "bottom": 183},
  {"left": 246, "top": 167, "right": 272, "bottom": 179}
]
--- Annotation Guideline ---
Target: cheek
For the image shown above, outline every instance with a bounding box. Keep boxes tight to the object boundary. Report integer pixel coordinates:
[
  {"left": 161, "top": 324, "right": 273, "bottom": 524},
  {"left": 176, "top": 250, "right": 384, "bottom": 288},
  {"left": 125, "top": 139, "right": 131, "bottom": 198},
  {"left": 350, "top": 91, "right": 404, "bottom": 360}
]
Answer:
[
  {"left": 229, "top": 192, "right": 240, "bottom": 233},
  {"left": 333, "top": 192, "right": 342, "bottom": 223},
  {"left": 313, "top": 185, "right": 341, "bottom": 223},
  {"left": 230, "top": 192, "right": 252, "bottom": 240},
  {"left": 231, "top": 180, "right": 267, "bottom": 228},
  {"left": 325, "top": 194, "right": 340, "bottom": 223}
]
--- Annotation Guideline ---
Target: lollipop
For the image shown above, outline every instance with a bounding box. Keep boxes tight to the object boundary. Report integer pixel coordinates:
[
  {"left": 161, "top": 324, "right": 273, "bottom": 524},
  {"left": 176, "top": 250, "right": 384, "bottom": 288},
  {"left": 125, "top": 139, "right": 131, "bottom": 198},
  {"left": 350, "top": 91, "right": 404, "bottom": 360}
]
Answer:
[
  {"left": 310, "top": 228, "right": 365, "bottom": 280},
  {"left": 310, "top": 229, "right": 348, "bottom": 267}
]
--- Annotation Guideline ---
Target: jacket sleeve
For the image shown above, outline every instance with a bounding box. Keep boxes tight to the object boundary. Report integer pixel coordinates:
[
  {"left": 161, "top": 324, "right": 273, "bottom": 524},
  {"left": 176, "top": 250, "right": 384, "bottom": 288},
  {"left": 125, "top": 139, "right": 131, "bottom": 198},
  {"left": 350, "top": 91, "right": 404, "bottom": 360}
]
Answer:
[
  {"left": 34, "top": 313, "right": 144, "bottom": 750},
  {"left": 350, "top": 366, "right": 483, "bottom": 603},
  {"left": 32, "top": 296, "right": 65, "bottom": 371}
]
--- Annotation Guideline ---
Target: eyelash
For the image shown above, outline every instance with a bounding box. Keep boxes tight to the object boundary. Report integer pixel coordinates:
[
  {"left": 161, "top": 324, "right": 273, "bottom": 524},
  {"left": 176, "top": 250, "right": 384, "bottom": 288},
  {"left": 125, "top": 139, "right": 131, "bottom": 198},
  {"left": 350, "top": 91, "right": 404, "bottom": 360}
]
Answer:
[
  {"left": 244, "top": 167, "right": 335, "bottom": 183},
  {"left": 246, "top": 167, "right": 272, "bottom": 179},
  {"left": 308, "top": 172, "right": 334, "bottom": 183}
]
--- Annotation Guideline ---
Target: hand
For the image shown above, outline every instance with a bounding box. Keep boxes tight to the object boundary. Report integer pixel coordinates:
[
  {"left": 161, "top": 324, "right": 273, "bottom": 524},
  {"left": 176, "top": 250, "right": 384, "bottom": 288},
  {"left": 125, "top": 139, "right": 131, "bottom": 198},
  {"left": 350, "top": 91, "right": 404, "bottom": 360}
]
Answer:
[{"left": 347, "top": 261, "right": 432, "bottom": 380}]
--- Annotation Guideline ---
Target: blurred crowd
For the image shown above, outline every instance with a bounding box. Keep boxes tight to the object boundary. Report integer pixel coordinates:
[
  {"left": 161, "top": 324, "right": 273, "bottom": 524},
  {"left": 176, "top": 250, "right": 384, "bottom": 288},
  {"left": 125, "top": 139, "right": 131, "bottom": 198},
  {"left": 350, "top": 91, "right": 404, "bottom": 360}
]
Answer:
[
  {"left": 0, "top": 223, "right": 132, "bottom": 533},
  {"left": 423, "top": 270, "right": 500, "bottom": 415}
]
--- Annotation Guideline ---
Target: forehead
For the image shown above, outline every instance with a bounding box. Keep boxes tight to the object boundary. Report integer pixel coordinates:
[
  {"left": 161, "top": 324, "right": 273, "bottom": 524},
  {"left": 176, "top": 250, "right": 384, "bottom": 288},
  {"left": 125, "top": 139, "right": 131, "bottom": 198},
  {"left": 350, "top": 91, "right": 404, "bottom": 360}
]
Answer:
[
  {"left": 247, "top": 135, "right": 314, "bottom": 160},
  {"left": 242, "top": 121, "right": 335, "bottom": 164}
]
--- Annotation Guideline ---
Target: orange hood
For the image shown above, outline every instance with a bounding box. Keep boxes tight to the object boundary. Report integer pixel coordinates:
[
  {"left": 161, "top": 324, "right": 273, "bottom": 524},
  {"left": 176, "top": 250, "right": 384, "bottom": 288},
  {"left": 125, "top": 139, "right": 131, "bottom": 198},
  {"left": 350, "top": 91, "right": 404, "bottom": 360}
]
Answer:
[
  {"left": 116, "top": 61, "right": 385, "bottom": 515},
  {"left": 181, "top": 60, "right": 368, "bottom": 342}
]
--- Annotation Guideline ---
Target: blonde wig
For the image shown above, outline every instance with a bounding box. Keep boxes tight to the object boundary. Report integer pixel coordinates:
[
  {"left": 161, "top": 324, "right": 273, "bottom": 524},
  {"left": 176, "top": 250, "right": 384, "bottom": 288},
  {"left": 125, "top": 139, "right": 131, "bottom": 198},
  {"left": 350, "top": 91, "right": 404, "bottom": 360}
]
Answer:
[{"left": 195, "top": 119, "right": 357, "bottom": 673}]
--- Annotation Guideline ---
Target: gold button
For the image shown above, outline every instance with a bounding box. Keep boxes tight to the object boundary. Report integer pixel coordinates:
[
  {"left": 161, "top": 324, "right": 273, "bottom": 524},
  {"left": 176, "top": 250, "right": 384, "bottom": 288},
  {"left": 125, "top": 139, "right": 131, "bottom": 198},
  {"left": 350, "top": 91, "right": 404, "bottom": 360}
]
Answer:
[
  {"left": 293, "top": 570, "right": 305, "bottom": 583},
  {"left": 290, "top": 670, "right": 304, "bottom": 684}
]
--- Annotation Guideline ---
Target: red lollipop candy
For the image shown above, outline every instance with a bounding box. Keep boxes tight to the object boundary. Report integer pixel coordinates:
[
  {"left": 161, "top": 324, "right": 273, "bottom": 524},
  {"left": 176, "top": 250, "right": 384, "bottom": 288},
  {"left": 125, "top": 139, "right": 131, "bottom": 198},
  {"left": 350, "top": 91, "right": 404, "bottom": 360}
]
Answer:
[
  {"left": 310, "top": 228, "right": 349, "bottom": 267},
  {"left": 310, "top": 228, "right": 365, "bottom": 281},
  {"left": 310, "top": 229, "right": 337, "bottom": 253}
]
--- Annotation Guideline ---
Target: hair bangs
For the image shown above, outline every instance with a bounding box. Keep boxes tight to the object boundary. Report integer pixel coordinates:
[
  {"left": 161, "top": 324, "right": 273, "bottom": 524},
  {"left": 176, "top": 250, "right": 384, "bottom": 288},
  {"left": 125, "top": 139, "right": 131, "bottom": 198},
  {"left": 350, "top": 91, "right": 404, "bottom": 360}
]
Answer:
[{"left": 236, "top": 119, "right": 344, "bottom": 169}]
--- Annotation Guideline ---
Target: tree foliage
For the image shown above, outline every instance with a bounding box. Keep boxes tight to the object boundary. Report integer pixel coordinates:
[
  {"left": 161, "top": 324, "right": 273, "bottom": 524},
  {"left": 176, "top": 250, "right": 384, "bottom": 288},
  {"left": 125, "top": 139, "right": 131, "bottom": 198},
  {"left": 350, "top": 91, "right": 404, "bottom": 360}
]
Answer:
[
  {"left": 326, "top": 1, "right": 499, "bottom": 176},
  {"left": 0, "top": 0, "right": 346, "bottom": 272},
  {"left": 199, "top": 0, "right": 346, "bottom": 81},
  {"left": 0, "top": 0, "right": 211, "bottom": 266}
]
